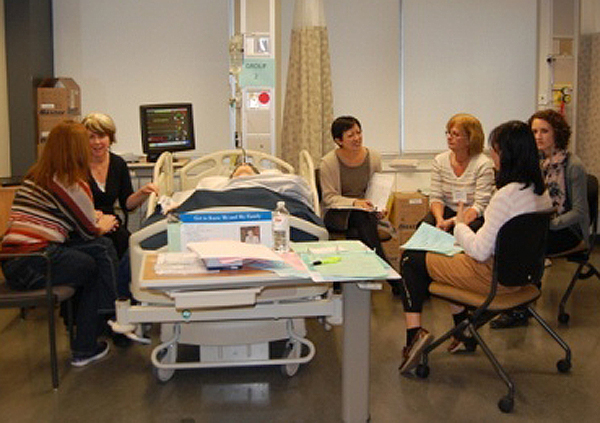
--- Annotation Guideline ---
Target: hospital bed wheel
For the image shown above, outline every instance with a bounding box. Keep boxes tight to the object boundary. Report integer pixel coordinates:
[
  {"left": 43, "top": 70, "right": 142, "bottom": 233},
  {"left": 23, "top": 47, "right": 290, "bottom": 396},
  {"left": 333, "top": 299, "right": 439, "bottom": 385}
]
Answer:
[
  {"left": 558, "top": 312, "right": 570, "bottom": 324},
  {"left": 153, "top": 344, "right": 177, "bottom": 383},
  {"left": 281, "top": 340, "right": 302, "bottom": 377},
  {"left": 557, "top": 359, "right": 571, "bottom": 373}
]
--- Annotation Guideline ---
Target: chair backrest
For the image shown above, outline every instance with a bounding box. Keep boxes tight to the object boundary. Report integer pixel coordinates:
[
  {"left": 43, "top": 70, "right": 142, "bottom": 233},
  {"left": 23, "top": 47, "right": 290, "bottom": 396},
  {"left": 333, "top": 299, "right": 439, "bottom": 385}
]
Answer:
[{"left": 493, "top": 211, "right": 551, "bottom": 288}]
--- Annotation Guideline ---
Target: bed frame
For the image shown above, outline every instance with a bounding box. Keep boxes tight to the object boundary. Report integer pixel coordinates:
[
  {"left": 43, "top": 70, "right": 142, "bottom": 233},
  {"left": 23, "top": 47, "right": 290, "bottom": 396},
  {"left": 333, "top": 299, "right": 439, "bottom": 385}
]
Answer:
[
  {"left": 146, "top": 149, "right": 320, "bottom": 217},
  {"left": 118, "top": 150, "right": 334, "bottom": 381}
]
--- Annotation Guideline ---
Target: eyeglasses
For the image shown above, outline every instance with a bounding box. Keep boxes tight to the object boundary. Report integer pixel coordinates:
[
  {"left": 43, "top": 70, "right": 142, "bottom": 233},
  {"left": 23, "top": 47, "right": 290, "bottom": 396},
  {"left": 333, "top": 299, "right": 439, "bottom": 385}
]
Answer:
[{"left": 445, "top": 131, "right": 466, "bottom": 139}]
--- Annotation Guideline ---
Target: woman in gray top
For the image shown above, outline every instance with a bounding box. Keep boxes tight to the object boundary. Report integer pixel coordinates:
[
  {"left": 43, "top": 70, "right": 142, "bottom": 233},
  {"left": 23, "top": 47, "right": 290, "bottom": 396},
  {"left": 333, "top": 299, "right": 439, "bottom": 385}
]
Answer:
[
  {"left": 530, "top": 109, "right": 589, "bottom": 254},
  {"left": 319, "top": 116, "right": 385, "bottom": 260}
]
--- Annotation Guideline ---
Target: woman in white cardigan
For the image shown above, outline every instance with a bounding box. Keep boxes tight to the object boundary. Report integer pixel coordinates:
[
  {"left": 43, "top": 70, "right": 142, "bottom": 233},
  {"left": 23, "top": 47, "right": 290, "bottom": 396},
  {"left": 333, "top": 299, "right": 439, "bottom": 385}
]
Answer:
[{"left": 397, "top": 120, "right": 552, "bottom": 374}]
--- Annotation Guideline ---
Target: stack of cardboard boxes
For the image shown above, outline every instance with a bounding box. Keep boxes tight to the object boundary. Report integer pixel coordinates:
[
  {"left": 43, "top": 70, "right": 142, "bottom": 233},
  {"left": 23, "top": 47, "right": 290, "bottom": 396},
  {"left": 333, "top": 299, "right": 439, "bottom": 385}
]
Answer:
[
  {"left": 383, "top": 191, "right": 429, "bottom": 267},
  {"left": 36, "top": 78, "right": 81, "bottom": 156}
]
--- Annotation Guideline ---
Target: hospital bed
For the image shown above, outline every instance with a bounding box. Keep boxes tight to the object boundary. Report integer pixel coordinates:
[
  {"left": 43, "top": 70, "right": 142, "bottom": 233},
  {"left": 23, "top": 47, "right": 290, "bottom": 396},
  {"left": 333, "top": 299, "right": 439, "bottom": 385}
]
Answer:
[
  {"left": 146, "top": 148, "right": 320, "bottom": 217},
  {"left": 114, "top": 150, "right": 338, "bottom": 382}
]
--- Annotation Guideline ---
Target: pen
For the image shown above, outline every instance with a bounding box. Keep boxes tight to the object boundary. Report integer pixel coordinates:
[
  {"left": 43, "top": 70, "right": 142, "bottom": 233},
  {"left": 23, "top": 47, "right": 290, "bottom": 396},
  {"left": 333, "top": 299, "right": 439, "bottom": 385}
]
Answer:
[{"left": 312, "top": 256, "right": 342, "bottom": 266}]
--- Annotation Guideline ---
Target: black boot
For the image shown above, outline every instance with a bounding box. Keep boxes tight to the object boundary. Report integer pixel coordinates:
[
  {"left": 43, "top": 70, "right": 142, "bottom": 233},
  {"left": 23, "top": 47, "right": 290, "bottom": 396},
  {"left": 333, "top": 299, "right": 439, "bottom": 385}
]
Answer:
[{"left": 490, "top": 308, "right": 530, "bottom": 329}]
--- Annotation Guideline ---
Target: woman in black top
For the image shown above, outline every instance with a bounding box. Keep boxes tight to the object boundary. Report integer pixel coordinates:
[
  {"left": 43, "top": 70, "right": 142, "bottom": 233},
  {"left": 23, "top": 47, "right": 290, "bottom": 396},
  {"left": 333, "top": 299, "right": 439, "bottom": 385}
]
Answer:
[{"left": 82, "top": 112, "right": 158, "bottom": 258}]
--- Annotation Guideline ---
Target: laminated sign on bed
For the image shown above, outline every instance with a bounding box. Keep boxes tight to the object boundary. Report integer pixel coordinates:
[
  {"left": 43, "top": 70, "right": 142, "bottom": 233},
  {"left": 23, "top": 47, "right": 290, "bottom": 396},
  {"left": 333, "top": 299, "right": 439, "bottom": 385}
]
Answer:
[{"left": 168, "top": 210, "right": 274, "bottom": 252}]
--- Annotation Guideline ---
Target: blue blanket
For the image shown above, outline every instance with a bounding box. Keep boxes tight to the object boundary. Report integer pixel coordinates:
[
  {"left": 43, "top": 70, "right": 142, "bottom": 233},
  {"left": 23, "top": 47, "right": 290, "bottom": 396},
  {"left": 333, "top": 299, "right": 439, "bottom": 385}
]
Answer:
[{"left": 141, "top": 187, "right": 324, "bottom": 249}]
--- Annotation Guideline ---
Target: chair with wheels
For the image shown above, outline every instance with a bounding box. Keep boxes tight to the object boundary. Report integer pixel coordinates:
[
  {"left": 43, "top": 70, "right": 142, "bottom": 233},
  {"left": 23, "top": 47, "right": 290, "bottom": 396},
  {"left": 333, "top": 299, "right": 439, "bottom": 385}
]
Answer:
[
  {"left": 548, "top": 173, "right": 600, "bottom": 324},
  {"left": 415, "top": 211, "right": 571, "bottom": 413}
]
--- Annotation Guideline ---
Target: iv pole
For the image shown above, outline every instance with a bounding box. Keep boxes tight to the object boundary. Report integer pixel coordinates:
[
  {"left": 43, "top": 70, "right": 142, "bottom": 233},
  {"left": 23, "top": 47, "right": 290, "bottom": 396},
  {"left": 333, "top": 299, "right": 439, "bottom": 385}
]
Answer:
[{"left": 228, "top": 0, "right": 244, "bottom": 149}]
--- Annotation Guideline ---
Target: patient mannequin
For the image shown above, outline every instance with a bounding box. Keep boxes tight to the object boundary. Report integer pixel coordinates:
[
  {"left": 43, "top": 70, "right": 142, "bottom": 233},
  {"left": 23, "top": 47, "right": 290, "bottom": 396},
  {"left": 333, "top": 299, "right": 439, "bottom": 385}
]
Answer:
[{"left": 230, "top": 163, "right": 260, "bottom": 178}]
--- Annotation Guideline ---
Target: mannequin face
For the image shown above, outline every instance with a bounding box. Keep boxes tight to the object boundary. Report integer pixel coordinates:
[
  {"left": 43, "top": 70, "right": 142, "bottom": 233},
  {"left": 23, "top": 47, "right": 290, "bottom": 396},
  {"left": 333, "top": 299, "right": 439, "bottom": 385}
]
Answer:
[
  {"left": 88, "top": 131, "right": 111, "bottom": 160},
  {"left": 336, "top": 124, "right": 363, "bottom": 152},
  {"left": 531, "top": 118, "right": 555, "bottom": 156},
  {"left": 231, "top": 163, "right": 258, "bottom": 178}
]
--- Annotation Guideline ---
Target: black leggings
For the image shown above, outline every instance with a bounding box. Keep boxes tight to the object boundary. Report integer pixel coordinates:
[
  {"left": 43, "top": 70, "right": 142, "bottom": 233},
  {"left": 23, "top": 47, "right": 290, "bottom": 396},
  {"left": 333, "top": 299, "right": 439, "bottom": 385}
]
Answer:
[
  {"left": 398, "top": 250, "right": 431, "bottom": 313},
  {"left": 346, "top": 210, "right": 386, "bottom": 261},
  {"left": 546, "top": 226, "right": 583, "bottom": 255}
]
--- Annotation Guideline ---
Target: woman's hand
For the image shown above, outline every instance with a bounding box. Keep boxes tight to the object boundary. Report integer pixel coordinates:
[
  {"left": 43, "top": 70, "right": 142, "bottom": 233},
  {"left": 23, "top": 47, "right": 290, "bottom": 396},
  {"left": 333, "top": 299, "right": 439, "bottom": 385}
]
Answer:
[
  {"left": 353, "top": 199, "right": 375, "bottom": 212},
  {"left": 436, "top": 218, "right": 455, "bottom": 232},
  {"left": 97, "top": 213, "right": 119, "bottom": 235},
  {"left": 126, "top": 182, "right": 160, "bottom": 210}
]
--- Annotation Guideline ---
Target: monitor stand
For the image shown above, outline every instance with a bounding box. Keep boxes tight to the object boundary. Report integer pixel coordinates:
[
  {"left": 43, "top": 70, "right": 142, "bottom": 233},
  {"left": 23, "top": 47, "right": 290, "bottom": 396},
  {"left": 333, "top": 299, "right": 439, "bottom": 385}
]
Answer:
[{"left": 146, "top": 153, "right": 161, "bottom": 163}]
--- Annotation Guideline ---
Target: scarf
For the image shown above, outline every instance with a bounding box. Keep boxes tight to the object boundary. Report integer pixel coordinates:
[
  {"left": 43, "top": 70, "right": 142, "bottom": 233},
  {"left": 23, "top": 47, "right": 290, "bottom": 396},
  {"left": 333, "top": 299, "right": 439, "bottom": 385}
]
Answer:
[{"left": 541, "top": 149, "right": 568, "bottom": 215}]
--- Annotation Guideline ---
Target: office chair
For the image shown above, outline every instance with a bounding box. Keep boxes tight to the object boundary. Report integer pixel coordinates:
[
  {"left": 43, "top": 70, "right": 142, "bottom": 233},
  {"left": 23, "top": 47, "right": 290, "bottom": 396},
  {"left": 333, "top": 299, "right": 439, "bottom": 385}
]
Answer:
[
  {"left": 549, "top": 173, "right": 600, "bottom": 324},
  {"left": 414, "top": 211, "right": 571, "bottom": 413},
  {"left": 0, "top": 251, "right": 75, "bottom": 389}
]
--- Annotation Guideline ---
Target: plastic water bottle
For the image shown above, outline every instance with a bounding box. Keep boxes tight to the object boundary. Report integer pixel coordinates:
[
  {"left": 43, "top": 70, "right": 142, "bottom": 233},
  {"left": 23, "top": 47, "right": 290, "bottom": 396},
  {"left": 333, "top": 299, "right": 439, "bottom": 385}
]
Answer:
[{"left": 272, "top": 201, "right": 290, "bottom": 253}]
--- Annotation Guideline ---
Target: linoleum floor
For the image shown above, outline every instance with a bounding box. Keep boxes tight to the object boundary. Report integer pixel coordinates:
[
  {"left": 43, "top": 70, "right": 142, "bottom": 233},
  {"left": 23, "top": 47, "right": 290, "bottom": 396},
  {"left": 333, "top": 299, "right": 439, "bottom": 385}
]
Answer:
[{"left": 1, "top": 252, "right": 599, "bottom": 422}]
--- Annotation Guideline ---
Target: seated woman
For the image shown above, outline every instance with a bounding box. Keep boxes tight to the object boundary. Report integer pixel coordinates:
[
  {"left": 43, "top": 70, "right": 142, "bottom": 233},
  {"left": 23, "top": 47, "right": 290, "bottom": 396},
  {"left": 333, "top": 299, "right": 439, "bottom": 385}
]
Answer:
[
  {"left": 319, "top": 116, "right": 386, "bottom": 260},
  {"left": 423, "top": 113, "right": 495, "bottom": 233},
  {"left": 491, "top": 109, "right": 589, "bottom": 329},
  {"left": 531, "top": 109, "right": 589, "bottom": 255},
  {"left": 82, "top": 112, "right": 158, "bottom": 259},
  {"left": 1, "top": 121, "right": 120, "bottom": 367},
  {"left": 398, "top": 121, "right": 552, "bottom": 374}
]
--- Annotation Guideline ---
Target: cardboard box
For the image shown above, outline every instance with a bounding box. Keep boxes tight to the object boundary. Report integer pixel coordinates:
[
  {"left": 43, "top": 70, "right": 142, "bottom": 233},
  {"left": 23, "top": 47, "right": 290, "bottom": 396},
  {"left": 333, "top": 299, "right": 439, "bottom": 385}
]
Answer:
[
  {"left": 37, "top": 114, "right": 80, "bottom": 145},
  {"left": 388, "top": 192, "right": 429, "bottom": 230},
  {"left": 37, "top": 78, "right": 81, "bottom": 115}
]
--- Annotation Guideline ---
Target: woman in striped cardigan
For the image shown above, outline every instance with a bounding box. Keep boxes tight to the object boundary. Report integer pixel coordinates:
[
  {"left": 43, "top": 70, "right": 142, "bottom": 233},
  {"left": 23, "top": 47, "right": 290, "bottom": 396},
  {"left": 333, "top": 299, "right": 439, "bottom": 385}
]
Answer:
[{"left": 1, "top": 121, "right": 120, "bottom": 367}]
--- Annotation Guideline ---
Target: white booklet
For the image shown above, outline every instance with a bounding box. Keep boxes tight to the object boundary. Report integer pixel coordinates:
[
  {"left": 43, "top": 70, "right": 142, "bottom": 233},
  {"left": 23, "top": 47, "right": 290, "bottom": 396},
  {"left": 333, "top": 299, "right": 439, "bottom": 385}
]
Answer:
[
  {"left": 365, "top": 172, "right": 395, "bottom": 211},
  {"left": 187, "top": 240, "right": 284, "bottom": 269}
]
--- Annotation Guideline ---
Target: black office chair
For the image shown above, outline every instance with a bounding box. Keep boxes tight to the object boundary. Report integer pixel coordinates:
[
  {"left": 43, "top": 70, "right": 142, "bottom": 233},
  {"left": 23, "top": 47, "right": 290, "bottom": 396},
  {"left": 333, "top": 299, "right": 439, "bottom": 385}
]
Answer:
[
  {"left": 414, "top": 211, "right": 571, "bottom": 413},
  {"left": 0, "top": 251, "right": 75, "bottom": 389},
  {"left": 549, "top": 173, "right": 600, "bottom": 324}
]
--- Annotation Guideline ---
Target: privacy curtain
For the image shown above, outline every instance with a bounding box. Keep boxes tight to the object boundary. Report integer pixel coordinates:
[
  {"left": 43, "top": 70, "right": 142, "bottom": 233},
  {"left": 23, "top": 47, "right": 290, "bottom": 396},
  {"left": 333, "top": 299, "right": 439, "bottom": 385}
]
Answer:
[
  {"left": 577, "top": 33, "right": 600, "bottom": 178},
  {"left": 281, "top": 0, "right": 333, "bottom": 169}
]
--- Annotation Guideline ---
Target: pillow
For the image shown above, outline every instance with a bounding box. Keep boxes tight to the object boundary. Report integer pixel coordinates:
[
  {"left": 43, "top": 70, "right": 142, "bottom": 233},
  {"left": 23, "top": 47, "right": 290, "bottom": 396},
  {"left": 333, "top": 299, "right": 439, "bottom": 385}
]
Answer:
[
  {"left": 195, "top": 176, "right": 229, "bottom": 190},
  {"left": 261, "top": 168, "right": 283, "bottom": 175}
]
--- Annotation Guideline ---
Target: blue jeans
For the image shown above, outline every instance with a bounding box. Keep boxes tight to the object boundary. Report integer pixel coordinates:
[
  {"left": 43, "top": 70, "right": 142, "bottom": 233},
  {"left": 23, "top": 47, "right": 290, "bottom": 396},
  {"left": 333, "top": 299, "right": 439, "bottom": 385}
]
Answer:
[{"left": 2, "top": 237, "right": 118, "bottom": 355}]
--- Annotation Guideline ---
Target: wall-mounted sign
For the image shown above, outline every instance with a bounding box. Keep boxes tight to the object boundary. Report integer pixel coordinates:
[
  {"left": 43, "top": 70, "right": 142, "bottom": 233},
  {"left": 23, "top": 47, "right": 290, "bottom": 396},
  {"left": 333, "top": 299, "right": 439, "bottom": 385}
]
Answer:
[{"left": 240, "top": 58, "right": 275, "bottom": 88}]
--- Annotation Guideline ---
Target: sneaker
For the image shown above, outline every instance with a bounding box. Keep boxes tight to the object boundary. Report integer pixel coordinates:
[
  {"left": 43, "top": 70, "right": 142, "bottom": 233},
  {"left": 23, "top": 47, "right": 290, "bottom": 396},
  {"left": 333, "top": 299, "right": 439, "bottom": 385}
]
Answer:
[
  {"left": 71, "top": 341, "right": 110, "bottom": 367},
  {"left": 447, "top": 335, "right": 478, "bottom": 354},
  {"left": 490, "top": 309, "right": 530, "bottom": 329},
  {"left": 399, "top": 328, "right": 433, "bottom": 375}
]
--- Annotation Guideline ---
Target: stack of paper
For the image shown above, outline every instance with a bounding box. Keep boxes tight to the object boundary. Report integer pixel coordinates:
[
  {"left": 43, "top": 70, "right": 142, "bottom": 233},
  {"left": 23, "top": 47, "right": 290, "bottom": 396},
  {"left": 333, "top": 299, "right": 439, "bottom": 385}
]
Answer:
[
  {"left": 154, "top": 252, "right": 208, "bottom": 275},
  {"left": 187, "top": 240, "right": 284, "bottom": 270}
]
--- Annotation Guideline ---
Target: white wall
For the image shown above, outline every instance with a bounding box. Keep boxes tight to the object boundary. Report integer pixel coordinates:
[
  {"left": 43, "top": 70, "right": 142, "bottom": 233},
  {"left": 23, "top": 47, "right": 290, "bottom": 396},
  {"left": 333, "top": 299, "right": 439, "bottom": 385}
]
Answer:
[
  {"left": 0, "top": 0, "right": 11, "bottom": 177},
  {"left": 51, "top": 0, "right": 548, "bottom": 163},
  {"left": 53, "top": 0, "right": 230, "bottom": 157},
  {"left": 402, "top": 0, "right": 538, "bottom": 153},
  {"left": 581, "top": 0, "right": 600, "bottom": 34}
]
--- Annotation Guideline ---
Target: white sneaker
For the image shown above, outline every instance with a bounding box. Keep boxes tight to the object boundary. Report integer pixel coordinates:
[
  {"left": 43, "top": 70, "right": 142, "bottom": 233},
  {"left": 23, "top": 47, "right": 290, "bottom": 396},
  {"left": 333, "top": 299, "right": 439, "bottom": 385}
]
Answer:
[{"left": 71, "top": 341, "right": 110, "bottom": 367}]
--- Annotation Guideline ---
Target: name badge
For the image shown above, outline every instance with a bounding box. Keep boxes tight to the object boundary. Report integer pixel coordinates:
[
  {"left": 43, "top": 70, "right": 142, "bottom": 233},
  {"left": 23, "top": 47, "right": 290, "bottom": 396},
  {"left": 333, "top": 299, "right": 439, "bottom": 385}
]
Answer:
[{"left": 453, "top": 191, "right": 467, "bottom": 203}]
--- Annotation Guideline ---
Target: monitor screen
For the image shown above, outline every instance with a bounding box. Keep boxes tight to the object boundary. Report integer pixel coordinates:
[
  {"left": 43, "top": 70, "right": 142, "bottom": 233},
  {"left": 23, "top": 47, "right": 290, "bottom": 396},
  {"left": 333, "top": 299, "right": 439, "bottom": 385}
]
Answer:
[{"left": 140, "top": 103, "right": 195, "bottom": 161}]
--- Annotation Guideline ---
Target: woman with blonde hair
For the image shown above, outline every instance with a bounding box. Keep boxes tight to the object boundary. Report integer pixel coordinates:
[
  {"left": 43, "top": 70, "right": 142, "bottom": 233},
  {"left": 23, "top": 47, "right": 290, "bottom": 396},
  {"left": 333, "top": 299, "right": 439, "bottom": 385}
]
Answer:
[
  {"left": 1, "top": 121, "right": 119, "bottom": 367},
  {"left": 422, "top": 113, "right": 495, "bottom": 232},
  {"left": 82, "top": 112, "right": 158, "bottom": 259}
]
